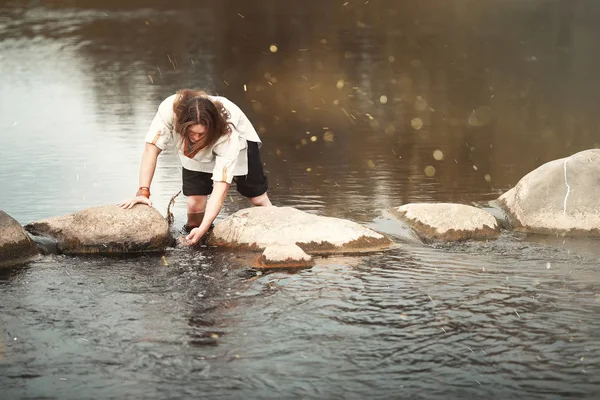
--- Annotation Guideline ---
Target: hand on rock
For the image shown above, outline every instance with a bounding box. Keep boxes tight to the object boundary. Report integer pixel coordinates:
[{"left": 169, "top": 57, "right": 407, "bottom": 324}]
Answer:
[{"left": 118, "top": 196, "right": 152, "bottom": 209}]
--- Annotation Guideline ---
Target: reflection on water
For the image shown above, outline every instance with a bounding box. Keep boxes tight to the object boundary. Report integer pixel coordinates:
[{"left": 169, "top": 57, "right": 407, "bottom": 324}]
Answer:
[
  {"left": 2, "top": 0, "right": 600, "bottom": 223},
  {"left": 1, "top": 1, "right": 600, "bottom": 398}
]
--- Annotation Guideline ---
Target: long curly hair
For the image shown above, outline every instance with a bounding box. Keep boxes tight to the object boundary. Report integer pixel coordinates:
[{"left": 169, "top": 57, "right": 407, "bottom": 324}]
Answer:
[{"left": 172, "top": 89, "right": 234, "bottom": 158}]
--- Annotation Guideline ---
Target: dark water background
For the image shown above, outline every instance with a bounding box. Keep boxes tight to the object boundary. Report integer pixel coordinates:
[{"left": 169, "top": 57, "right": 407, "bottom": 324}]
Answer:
[{"left": 1, "top": 1, "right": 600, "bottom": 398}]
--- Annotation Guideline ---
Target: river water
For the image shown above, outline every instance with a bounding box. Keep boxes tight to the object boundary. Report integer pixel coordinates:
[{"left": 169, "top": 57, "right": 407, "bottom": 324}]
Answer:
[{"left": 1, "top": 1, "right": 599, "bottom": 399}]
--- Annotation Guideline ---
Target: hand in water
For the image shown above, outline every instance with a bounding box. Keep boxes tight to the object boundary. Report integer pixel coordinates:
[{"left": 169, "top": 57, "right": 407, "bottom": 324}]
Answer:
[
  {"left": 118, "top": 196, "right": 152, "bottom": 209},
  {"left": 179, "top": 227, "right": 207, "bottom": 246}
]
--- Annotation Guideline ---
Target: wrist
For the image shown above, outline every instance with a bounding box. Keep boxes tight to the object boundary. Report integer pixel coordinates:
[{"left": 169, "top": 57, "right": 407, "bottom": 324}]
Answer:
[{"left": 136, "top": 186, "right": 151, "bottom": 198}]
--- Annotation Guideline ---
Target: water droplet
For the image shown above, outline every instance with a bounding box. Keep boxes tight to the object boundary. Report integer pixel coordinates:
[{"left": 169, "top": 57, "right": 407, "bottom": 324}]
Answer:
[
  {"left": 424, "top": 165, "right": 436, "bottom": 177},
  {"left": 379, "top": 95, "right": 388, "bottom": 104},
  {"left": 411, "top": 118, "right": 423, "bottom": 130},
  {"left": 433, "top": 150, "right": 444, "bottom": 161}
]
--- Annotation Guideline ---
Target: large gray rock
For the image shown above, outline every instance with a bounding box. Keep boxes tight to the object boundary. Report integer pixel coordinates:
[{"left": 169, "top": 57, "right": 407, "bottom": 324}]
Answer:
[
  {"left": 25, "top": 205, "right": 173, "bottom": 254},
  {"left": 0, "top": 211, "right": 38, "bottom": 267},
  {"left": 208, "top": 206, "right": 393, "bottom": 254},
  {"left": 390, "top": 203, "right": 500, "bottom": 242},
  {"left": 496, "top": 149, "right": 600, "bottom": 235}
]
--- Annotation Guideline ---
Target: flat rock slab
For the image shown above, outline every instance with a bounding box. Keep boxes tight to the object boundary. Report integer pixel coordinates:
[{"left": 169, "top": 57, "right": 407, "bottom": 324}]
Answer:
[
  {"left": 391, "top": 203, "right": 500, "bottom": 242},
  {"left": 256, "top": 244, "right": 314, "bottom": 269},
  {"left": 25, "top": 205, "right": 173, "bottom": 255},
  {"left": 208, "top": 206, "right": 393, "bottom": 254},
  {"left": 0, "top": 211, "right": 38, "bottom": 267},
  {"left": 496, "top": 149, "right": 600, "bottom": 235}
]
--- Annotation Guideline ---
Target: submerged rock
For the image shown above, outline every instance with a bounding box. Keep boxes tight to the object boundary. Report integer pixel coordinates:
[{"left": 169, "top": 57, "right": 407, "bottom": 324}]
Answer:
[
  {"left": 25, "top": 205, "right": 173, "bottom": 254},
  {"left": 0, "top": 211, "right": 39, "bottom": 267},
  {"left": 390, "top": 203, "right": 500, "bottom": 242},
  {"left": 495, "top": 149, "right": 600, "bottom": 236},
  {"left": 256, "top": 244, "right": 314, "bottom": 269},
  {"left": 208, "top": 206, "right": 393, "bottom": 254}
]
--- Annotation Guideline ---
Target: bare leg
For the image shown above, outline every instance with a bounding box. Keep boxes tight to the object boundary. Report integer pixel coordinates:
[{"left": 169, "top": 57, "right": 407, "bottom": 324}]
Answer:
[
  {"left": 186, "top": 195, "right": 208, "bottom": 231},
  {"left": 248, "top": 192, "right": 272, "bottom": 207}
]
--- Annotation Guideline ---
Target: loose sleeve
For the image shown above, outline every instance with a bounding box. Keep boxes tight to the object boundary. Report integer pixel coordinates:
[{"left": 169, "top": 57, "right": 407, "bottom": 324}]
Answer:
[
  {"left": 144, "top": 96, "right": 175, "bottom": 150},
  {"left": 211, "top": 134, "right": 241, "bottom": 184}
]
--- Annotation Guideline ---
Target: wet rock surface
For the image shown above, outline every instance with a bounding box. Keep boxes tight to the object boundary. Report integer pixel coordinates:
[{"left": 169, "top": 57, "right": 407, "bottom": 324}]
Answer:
[
  {"left": 255, "top": 244, "right": 314, "bottom": 270},
  {"left": 25, "top": 205, "right": 173, "bottom": 254},
  {"left": 390, "top": 203, "right": 500, "bottom": 242},
  {"left": 0, "top": 211, "right": 38, "bottom": 267},
  {"left": 208, "top": 206, "right": 393, "bottom": 254},
  {"left": 496, "top": 149, "right": 600, "bottom": 236}
]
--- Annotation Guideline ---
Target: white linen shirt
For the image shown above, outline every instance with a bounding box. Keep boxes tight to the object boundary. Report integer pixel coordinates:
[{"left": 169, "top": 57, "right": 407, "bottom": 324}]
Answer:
[{"left": 144, "top": 94, "right": 261, "bottom": 184}]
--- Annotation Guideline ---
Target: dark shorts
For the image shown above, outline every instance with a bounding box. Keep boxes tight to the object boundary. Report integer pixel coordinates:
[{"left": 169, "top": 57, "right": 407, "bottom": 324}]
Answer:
[{"left": 182, "top": 141, "right": 268, "bottom": 198}]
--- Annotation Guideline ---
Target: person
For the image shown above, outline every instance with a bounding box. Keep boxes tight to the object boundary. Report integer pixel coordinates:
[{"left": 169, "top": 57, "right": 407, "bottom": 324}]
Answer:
[{"left": 118, "top": 89, "right": 272, "bottom": 245}]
